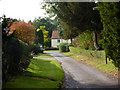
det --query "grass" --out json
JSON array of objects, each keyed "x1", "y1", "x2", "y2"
[
  {"x1": 45, "y1": 50, "x2": 59, "y2": 51},
  {"x1": 26, "y1": 59, "x2": 64, "y2": 81},
  {"x1": 63, "y1": 47, "x2": 118, "y2": 78},
  {"x1": 3, "y1": 54, "x2": 64, "y2": 88},
  {"x1": 4, "y1": 76, "x2": 61, "y2": 88},
  {"x1": 33, "y1": 53, "x2": 53, "y2": 58}
]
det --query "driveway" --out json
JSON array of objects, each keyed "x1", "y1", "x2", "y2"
[{"x1": 45, "y1": 51, "x2": 119, "y2": 88}]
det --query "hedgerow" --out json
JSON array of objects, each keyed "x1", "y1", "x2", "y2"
[{"x1": 98, "y1": 2, "x2": 120, "y2": 68}]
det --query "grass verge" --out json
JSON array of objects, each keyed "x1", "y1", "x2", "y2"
[
  {"x1": 33, "y1": 53, "x2": 53, "y2": 58},
  {"x1": 3, "y1": 55, "x2": 64, "y2": 88},
  {"x1": 63, "y1": 47, "x2": 118, "y2": 78},
  {"x1": 45, "y1": 50, "x2": 59, "y2": 51}
]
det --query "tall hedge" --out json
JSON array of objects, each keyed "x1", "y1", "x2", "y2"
[
  {"x1": 2, "y1": 38, "x2": 31, "y2": 82},
  {"x1": 98, "y1": 2, "x2": 120, "y2": 68}
]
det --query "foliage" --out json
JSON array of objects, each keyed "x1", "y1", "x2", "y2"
[
  {"x1": 59, "y1": 43, "x2": 69, "y2": 52},
  {"x1": 2, "y1": 38, "x2": 31, "y2": 82},
  {"x1": 35, "y1": 27, "x2": 44, "y2": 46},
  {"x1": 32, "y1": 17, "x2": 57, "y2": 38},
  {"x1": 44, "y1": 2, "x2": 102, "y2": 32},
  {"x1": 35, "y1": 26, "x2": 48, "y2": 47},
  {"x1": 2, "y1": 16, "x2": 31, "y2": 82},
  {"x1": 36, "y1": 26, "x2": 49, "y2": 48},
  {"x1": 98, "y1": 2, "x2": 120, "y2": 68},
  {"x1": 43, "y1": 2, "x2": 103, "y2": 50},
  {"x1": 62, "y1": 21, "x2": 79, "y2": 40},
  {"x1": 29, "y1": 43, "x2": 43, "y2": 54},
  {"x1": 45, "y1": 47, "x2": 59, "y2": 51},
  {"x1": 72, "y1": 31, "x2": 95, "y2": 50},
  {"x1": 9, "y1": 21, "x2": 35, "y2": 44},
  {"x1": 18, "y1": 40, "x2": 31, "y2": 70},
  {"x1": 98, "y1": 39, "x2": 104, "y2": 50}
]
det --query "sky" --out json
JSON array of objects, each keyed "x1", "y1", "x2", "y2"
[{"x1": 0, "y1": 0, "x2": 49, "y2": 22}]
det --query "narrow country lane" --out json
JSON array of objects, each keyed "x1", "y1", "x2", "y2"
[{"x1": 45, "y1": 51, "x2": 119, "y2": 88}]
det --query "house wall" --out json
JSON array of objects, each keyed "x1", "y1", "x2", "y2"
[{"x1": 51, "y1": 39, "x2": 71, "y2": 48}]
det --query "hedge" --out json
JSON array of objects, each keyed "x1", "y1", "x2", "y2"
[
  {"x1": 98, "y1": 2, "x2": 120, "y2": 68},
  {"x1": 29, "y1": 43, "x2": 43, "y2": 54},
  {"x1": 59, "y1": 43, "x2": 69, "y2": 52},
  {"x1": 2, "y1": 38, "x2": 31, "y2": 82}
]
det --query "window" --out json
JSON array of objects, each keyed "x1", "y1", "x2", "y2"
[{"x1": 57, "y1": 39, "x2": 60, "y2": 43}]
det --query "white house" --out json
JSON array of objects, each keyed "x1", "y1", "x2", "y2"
[{"x1": 51, "y1": 31, "x2": 71, "y2": 48}]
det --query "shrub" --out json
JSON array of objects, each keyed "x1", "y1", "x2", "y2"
[
  {"x1": 98, "y1": 2, "x2": 120, "y2": 68},
  {"x1": 19, "y1": 40, "x2": 31, "y2": 70},
  {"x1": 2, "y1": 38, "x2": 31, "y2": 82},
  {"x1": 98, "y1": 39, "x2": 104, "y2": 50},
  {"x1": 59, "y1": 43, "x2": 69, "y2": 52},
  {"x1": 45, "y1": 47, "x2": 59, "y2": 50},
  {"x1": 29, "y1": 43, "x2": 43, "y2": 54},
  {"x1": 73, "y1": 31, "x2": 94, "y2": 50}
]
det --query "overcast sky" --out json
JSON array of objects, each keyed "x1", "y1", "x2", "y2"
[{"x1": 0, "y1": 0, "x2": 49, "y2": 22}]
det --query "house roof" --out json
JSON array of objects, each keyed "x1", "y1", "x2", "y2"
[{"x1": 51, "y1": 31, "x2": 62, "y2": 39}]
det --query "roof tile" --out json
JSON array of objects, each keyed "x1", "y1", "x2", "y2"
[{"x1": 52, "y1": 31, "x2": 62, "y2": 39}]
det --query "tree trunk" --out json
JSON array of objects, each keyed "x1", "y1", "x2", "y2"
[{"x1": 93, "y1": 31, "x2": 99, "y2": 50}]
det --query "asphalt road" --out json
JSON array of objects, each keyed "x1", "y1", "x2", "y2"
[{"x1": 45, "y1": 51, "x2": 119, "y2": 89}]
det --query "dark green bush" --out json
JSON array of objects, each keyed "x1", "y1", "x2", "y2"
[
  {"x1": 29, "y1": 43, "x2": 43, "y2": 54},
  {"x1": 59, "y1": 43, "x2": 69, "y2": 52},
  {"x1": 2, "y1": 38, "x2": 31, "y2": 82},
  {"x1": 45, "y1": 47, "x2": 59, "y2": 50},
  {"x1": 19, "y1": 40, "x2": 31, "y2": 70},
  {"x1": 98, "y1": 2, "x2": 120, "y2": 68},
  {"x1": 98, "y1": 39, "x2": 104, "y2": 50},
  {"x1": 2, "y1": 16, "x2": 31, "y2": 82}
]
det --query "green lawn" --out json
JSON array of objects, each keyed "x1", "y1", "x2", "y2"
[
  {"x1": 33, "y1": 53, "x2": 53, "y2": 58},
  {"x1": 45, "y1": 50, "x2": 59, "y2": 51},
  {"x1": 63, "y1": 47, "x2": 118, "y2": 78},
  {"x1": 3, "y1": 54, "x2": 64, "y2": 88}
]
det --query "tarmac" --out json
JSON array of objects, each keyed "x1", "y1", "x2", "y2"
[{"x1": 45, "y1": 51, "x2": 119, "y2": 89}]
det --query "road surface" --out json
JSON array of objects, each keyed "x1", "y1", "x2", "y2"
[{"x1": 45, "y1": 51, "x2": 119, "y2": 88}]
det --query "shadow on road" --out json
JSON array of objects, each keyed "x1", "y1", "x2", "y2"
[{"x1": 61, "y1": 72, "x2": 119, "y2": 89}]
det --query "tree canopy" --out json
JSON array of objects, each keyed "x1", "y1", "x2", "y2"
[
  {"x1": 10, "y1": 21, "x2": 35, "y2": 44},
  {"x1": 32, "y1": 17, "x2": 57, "y2": 38}
]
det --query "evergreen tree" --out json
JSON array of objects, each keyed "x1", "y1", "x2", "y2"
[{"x1": 98, "y1": 2, "x2": 120, "y2": 68}]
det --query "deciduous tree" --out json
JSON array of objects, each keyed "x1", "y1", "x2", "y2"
[
  {"x1": 43, "y1": 2, "x2": 103, "y2": 50},
  {"x1": 10, "y1": 21, "x2": 35, "y2": 44}
]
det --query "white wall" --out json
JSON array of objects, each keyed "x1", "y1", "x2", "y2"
[{"x1": 51, "y1": 39, "x2": 71, "y2": 48}]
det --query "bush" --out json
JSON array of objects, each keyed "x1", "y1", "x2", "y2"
[
  {"x1": 59, "y1": 43, "x2": 69, "y2": 52},
  {"x1": 45, "y1": 47, "x2": 59, "y2": 50},
  {"x1": 98, "y1": 2, "x2": 120, "y2": 68},
  {"x1": 73, "y1": 31, "x2": 95, "y2": 50},
  {"x1": 29, "y1": 43, "x2": 43, "y2": 54},
  {"x1": 19, "y1": 40, "x2": 31, "y2": 70},
  {"x1": 98, "y1": 39, "x2": 104, "y2": 50},
  {"x1": 2, "y1": 38, "x2": 31, "y2": 82}
]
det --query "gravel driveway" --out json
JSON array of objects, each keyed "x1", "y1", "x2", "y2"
[{"x1": 45, "y1": 51, "x2": 119, "y2": 89}]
